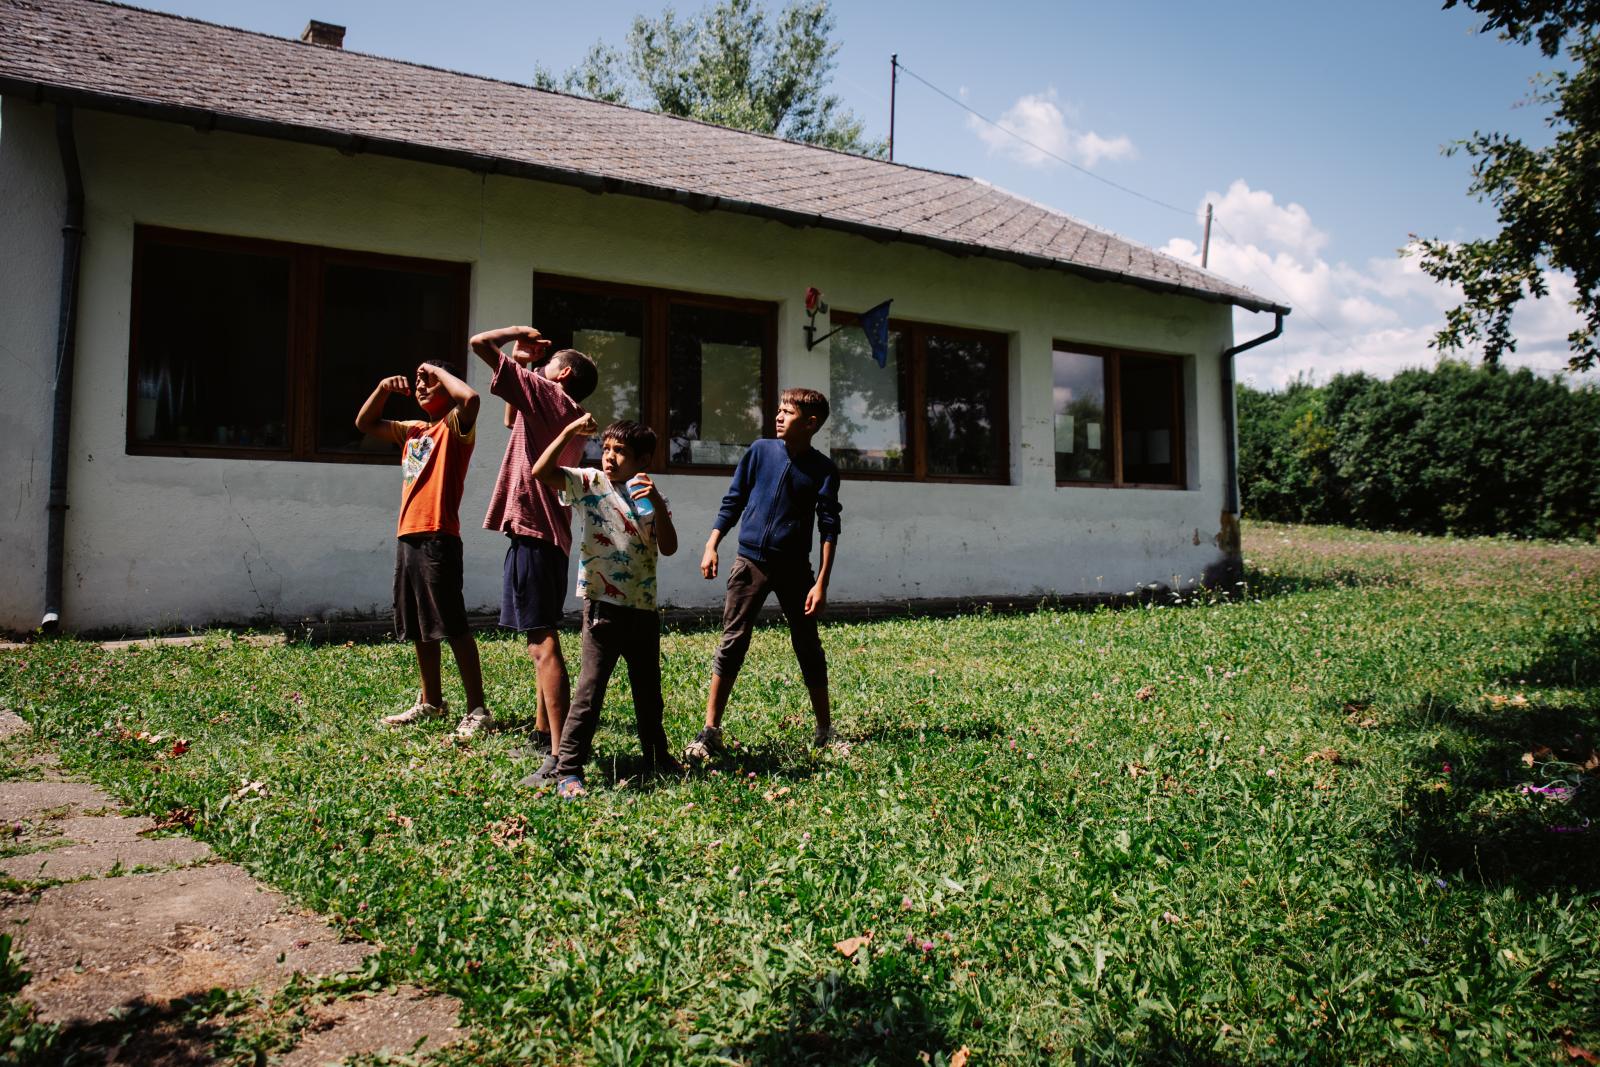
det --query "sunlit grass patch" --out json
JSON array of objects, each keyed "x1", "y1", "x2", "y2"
[{"x1": 2, "y1": 522, "x2": 1599, "y2": 1064}]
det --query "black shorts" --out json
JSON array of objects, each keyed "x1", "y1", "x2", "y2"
[
  {"x1": 393, "y1": 534, "x2": 469, "y2": 643},
  {"x1": 499, "y1": 535, "x2": 569, "y2": 634}
]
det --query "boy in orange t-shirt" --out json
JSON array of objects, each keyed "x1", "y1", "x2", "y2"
[{"x1": 355, "y1": 361, "x2": 491, "y2": 737}]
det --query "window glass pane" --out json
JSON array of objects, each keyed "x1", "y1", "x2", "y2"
[
  {"x1": 829, "y1": 323, "x2": 908, "y2": 473},
  {"x1": 1052, "y1": 349, "x2": 1109, "y2": 482},
  {"x1": 535, "y1": 286, "x2": 645, "y2": 464},
  {"x1": 668, "y1": 303, "x2": 766, "y2": 466},
  {"x1": 317, "y1": 263, "x2": 462, "y2": 453},
  {"x1": 1120, "y1": 356, "x2": 1181, "y2": 484},
  {"x1": 133, "y1": 240, "x2": 290, "y2": 448},
  {"x1": 924, "y1": 332, "x2": 1003, "y2": 478}
]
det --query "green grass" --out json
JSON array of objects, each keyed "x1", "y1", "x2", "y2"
[{"x1": 3, "y1": 521, "x2": 1599, "y2": 1064}]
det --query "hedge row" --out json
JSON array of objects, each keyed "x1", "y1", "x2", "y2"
[{"x1": 1237, "y1": 362, "x2": 1600, "y2": 539}]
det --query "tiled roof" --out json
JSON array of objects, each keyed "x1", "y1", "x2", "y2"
[{"x1": 0, "y1": 0, "x2": 1288, "y2": 314}]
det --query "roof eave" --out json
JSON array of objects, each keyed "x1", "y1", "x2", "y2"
[{"x1": 3, "y1": 77, "x2": 1291, "y2": 317}]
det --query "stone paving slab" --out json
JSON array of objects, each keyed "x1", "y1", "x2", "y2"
[
  {"x1": 8, "y1": 863, "x2": 377, "y2": 1024},
  {"x1": 279, "y1": 986, "x2": 468, "y2": 1066},
  {"x1": 0, "y1": 780, "x2": 117, "y2": 821},
  {"x1": 0, "y1": 834, "x2": 213, "y2": 882},
  {"x1": 0, "y1": 709, "x2": 29, "y2": 738}
]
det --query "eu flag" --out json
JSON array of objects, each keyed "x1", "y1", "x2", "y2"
[{"x1": 858, "y1": 299, "x2": 893, "y2": 368}]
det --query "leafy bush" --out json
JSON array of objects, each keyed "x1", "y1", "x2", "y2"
[{"x1": 1239, "y1": 362, "x2": 1600, "y2": 538}]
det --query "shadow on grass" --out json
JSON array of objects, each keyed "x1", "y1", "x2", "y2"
[
  {"x1": 733, "y1": 965, "x2": 956, "y2": 1066},
  {"x1": 1074, "y1": 1018, "x2": 1257, "y2": 1066},
  {"x1": 1390, "y1": 666, "x2": 1600, "y2": 889},
  {"x1": 6, "y1": 991, "x2": 241, "y2": 1067}
]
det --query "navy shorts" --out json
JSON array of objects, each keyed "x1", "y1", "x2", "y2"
[{"x1": 499, "y1": 535, "x2": 569, "y2": 634}]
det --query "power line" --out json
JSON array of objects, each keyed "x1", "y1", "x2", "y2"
[
  {"x1": 894, "y1": 60, "x2": 1194, "y2": 219},
  {"x1": 895, "y1": 59, "x2": 1366, "y2": 355}
]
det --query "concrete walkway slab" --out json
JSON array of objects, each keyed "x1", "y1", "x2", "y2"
[
  {"x1": 0, "y1": 780, "x2": 116, "y2": 821},
  {"x1": 278, "y1": 986, "x2": 468, "y2": 1066},
  {"x1": 8, "y1": 863, "x2": 377, "y2": 1024},
  {"x1": 0, "y1": 834, "x2": 213, "y2": 882}
]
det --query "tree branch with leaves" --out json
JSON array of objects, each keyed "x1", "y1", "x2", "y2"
[
  {"x1": 1413, "y1": 0, "x2": 1600, "y2": 371},
  {"x1": 536, "y1": 0, "x2": 883, "y2": 157}
]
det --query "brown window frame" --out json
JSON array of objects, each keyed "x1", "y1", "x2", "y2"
[
  {"x1": 1052, "y1": 341, "x2": 1187, "y2": 490},
  {"x1": 128, "y1": 225, "x2": 471, "y2": 464},
  {"x1": 533, "y1": 272, "x2": 778, "y2": 477},
  {"x1": 829, "y1": 310, "x2": 1010, "y2": 484}
]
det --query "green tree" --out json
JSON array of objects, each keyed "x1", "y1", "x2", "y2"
[
  {"x1": 538, "y1": 0, "x2": 883, "y2": 156},
  {"x1": 1413, "y1": 1, "x2": 1600, "y2": 371}
]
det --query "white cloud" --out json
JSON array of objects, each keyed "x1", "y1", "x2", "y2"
[
  {"x1": 1160, "y1": 181, "x2": 1593, "y2": 389},
  {"x1": 968, "y1": 88, "x2": 1134, "y2": 170}
]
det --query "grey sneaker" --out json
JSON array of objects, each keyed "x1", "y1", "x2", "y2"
[
  {"x1": 518, "y1": 754, "x2": 560, "y2": 789},
  {"x1": 382, "y1": 698, "x2": 448, "y2": 727},
  {"x1": 454, "y1": 707, "x2": 494, "y2": 738},
  {"x1": 683, "y1": 726, "x2": 724, "y2": 763}
]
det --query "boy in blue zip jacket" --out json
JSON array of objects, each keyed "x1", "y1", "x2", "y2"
[{"x1": 686, "y1": 388, "x2": 842, "y2": 761}]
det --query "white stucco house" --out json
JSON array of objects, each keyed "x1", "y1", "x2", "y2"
[{"x1": 0, "y1": 0, "x2": 1287, "y2": 636}]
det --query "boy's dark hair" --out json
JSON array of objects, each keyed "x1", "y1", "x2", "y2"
[
  {"x1": 603, "y1": 420, "x2": 657, "y2": 460},
  {"x1": 781, "y1": 387, "x2": 829, "y2": 427},
  {"x1": 551, "y1": 349, "x2": 598, "y2": 402}
]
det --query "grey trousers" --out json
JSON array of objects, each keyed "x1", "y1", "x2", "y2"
[{"x1": 554, "y1": 599, "x2": 671, "y2": 778}]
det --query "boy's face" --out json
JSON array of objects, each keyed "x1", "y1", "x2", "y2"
[
  {"x1": 601, "y1": 436, "x2": 647, "y2": 483},
  {"x1": 775, "y1": 401, "x2": 817, "y2": 441},
  {"x1": 413, "y1": 365, "x2": 451, "y2": 417}
]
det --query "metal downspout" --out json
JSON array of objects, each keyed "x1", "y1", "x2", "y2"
[
  {"x1": 42, "y1": 104, "x2": 85, "y2": 633},
  {"x1": 1221, "y1": 311, "x2": 1284, "y2": 516}
]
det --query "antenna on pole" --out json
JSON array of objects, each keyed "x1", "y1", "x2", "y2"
[
  {"x1": 888, "y1": 54, "x2": 898, "y2": 162},
  {"x1": 1201, "y1": 202, "x2": 1213, "y2": 269}
]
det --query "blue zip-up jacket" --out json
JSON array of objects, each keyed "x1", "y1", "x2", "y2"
[{"x1": 712, "y1": 438, "x2": 841, "y2": 566}]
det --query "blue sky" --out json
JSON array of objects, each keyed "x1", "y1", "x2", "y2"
[{"x1": 143, "y1": 0, "x2": 1586, "y2": 388}]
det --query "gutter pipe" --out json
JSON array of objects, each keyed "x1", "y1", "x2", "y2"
[
  {"x1": 1220, "y1": 311, "x2": 1285, "y2": 516},
  {"x1": 42, "y1": 103, "x2": 85, "y2": 634}
]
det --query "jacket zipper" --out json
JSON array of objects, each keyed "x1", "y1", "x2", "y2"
[{"x1": 760, "y1": 454, "x2": 792, "y2": 553}]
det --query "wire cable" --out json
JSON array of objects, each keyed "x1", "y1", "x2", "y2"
[{"x1": 897, "y1": 59, "x2": 1364, "y2": 354}]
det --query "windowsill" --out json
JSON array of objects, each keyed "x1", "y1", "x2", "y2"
[
  {"x1": 1055, "y1": 480, "x2": 1189, "y2": 490},
  {"x1": 127, "y1": 444, "x2": 398, "y2": 465}
]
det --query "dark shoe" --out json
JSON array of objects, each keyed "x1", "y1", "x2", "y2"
[
  {"x1": 518, "y1": 754, "x2": 559, "y2": 789},
  {"x1": 534, "y1": 730, "x2": 553, "y2": 757}
]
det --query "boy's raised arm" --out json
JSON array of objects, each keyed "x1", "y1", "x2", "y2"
[
  {"x1": 531, "y1": 413, "x2": 599, "y2": 491},
  {"x1": 354, "y1": 375, "x2": 409, "y2": 442},
  {"x1": 420, "y1": 363, "x2": 481, "y2": 434},
  {"x1": 469, "y1": 325, "x2": 544, "y2": 372}
]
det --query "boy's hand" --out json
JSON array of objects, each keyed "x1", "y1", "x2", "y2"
[
  {"x1": 511, "y1": 335, "x2": 553, "y2": 367},
  {"x1": 804, "y1": 582, "x2": 827, "y2": 618},
  {"x1": 627, "y1": 473, "x2": 662, "y2": 505},
  {"x1": 570, "y1": 413, "x2": 600, "y2": 436},
  {"x1": 700, "y1": 540, "x2": 719, "y2": 579},
  {"x1": 379, "y1": 375, "x2": 410, "y2": 395},
  {"x1": 414, "y1": 363, "x2": 437, "y2": 389}
]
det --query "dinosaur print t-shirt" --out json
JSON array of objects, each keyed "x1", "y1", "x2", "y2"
[{"x1": 558, "y1": 467, "x2": 667, "y2": 610}]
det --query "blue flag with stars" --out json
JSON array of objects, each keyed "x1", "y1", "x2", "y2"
[{"x1": 858, "y1": 299, "x2": 893, "y2": 368}]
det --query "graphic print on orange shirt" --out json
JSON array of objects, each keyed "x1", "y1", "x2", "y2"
[{"x1": 391, "y1": 408, "x2": 475, "y2": 539}]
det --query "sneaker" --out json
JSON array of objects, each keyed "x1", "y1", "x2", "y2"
[
  {"x1": 382, "y1": 698, "x2": 448, "y2": 727},
  {"x1": 683, "y1": 726, "x2": 724, "y2": 764},
  {"x1": 533, "y1": 730, "x2": 553, "y2": 757},
  {"x1": 812, "y1": 726, "x2": 834, "y2": 748},
  {"x1": 454, "y1": 707, "x2": 494, "y2": 738},
  {"x1": 518, "y1": 754, "x2": 560, "y2": 789}
]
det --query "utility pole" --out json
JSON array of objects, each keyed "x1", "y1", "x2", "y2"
[
  {"x1": 1201, "y1": 202, "x2": 1213, "y2": 268},
  {"x1": 888, "y1": 54, "x2": 898, "y2": 162}
]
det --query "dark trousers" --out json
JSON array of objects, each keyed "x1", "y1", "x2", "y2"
[
  {"x1": 711, "y1": 555, "x2": 828, "y2": 689},
  {"x1": 555, "y1": 599, "x2": 671, "y2": 777}
]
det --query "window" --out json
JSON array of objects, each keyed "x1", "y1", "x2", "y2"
[
  {"x1": 129, "y1": 226, "x2": 469, "y2": 462},
  {"x1": 1052, "y1": 342, "x2": 1185, "y2": 488},
  {"x1": 827, "y1": 312, "x2": 1008, "y2": 482},
  {"x1": 533, "y1": 274, "x2": 776, "y2": 471}
]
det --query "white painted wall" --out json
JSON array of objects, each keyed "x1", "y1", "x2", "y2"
[
  {"x1": 0, "y1": 99, "x2": 66, "y2": 631},
  {"x1": 0, "y1": 101, "x2": 1238, "y2": 634}
]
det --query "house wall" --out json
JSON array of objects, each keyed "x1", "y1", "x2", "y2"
[
  {"x1": 0, "y1": 99, "x2": 1239, "y2": 634},
  {"x1": 0, "y1": 98, "x2": 67, "y2": 631}
]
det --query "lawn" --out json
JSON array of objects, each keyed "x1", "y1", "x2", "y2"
[{"x1": 3, "y1": 522, "x2": 1599, "y2": 1064}]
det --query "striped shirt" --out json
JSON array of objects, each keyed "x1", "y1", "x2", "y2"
[{"x1": 482, "y1": 353, "x2": 585, "y2": 555}]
